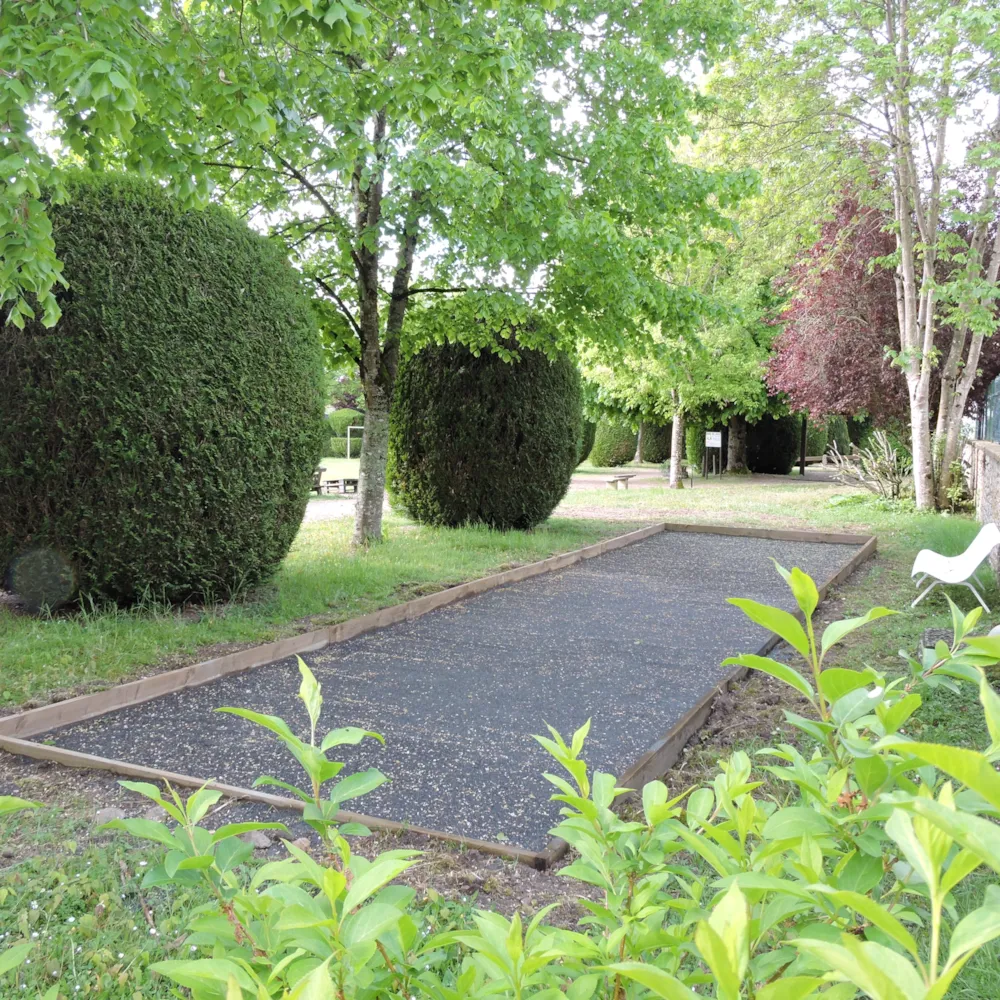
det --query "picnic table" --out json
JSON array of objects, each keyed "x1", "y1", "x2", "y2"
[
  {"x1": 311, "y1": 467, "x2": 326, "y2": 495},
  {"x1": 605, "y1": 473, "x2": 637, "y2": 490}
]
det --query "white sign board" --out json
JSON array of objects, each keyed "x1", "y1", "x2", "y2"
[{"x1": 705, "y1": 431, "x2": 722, "y2": 449}]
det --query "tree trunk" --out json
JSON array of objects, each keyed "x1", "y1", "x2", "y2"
[
  {"x1": 727, "y1": 415, "x2": 748, "y2": 473},
  {"x1": 353, "y1": 385, "x2": 390, "y2": 544},
  {"x1": 908, "y1": 371, "x2": 935, "y2": 509},
  {"x1": 634, "y1": 421, "x2": 644, "y2": 465},
  {"x1": 668, "y1": 406, "x2": 686, "y2": 488}
]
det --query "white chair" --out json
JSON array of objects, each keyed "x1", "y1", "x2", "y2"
[{"x1": 911, "y1": 522, "x2": 1000, "y2": 611}]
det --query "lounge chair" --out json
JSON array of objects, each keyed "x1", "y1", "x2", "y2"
[{"x1": 911, "y1": 522, "x2": 1000, "y2": 611}]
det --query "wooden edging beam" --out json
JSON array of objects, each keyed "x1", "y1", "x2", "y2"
[{"x1": 1, "y1": 523, "x2": 877, "y2": 870}]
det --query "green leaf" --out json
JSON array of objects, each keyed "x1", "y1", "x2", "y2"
[
  {"x1": 762, "y1": 806, "x2": 832, "y2": 841},
  {"x1": 978, "y1": 669, "x2": 1000, "y2": 752},
  {"x1": 320, "y1": 726, "x2": 384, "y2": 751},
  {"x1": 791, "y1": 935, "x2": 924, "y2": 1000},
  {"x1": 340, "y1": 901, "x2": 405, "y2": 949},
  {"x1": 342, "y1": 855, "x2": 419, "y2": 913},
  {"x1": 176, "y1": 855, "x2": 216, "y2": 870},
  {"x1": 881, "y1": 693, "x2": 922, "y2": 734},
  {"x1": 757, "y1": 977, "x2": 824, "y2": 1000},
  {"x1": 151, "y1": 959, "x2": 256, "y2": 992},
  {"x1": 0, "y1": 795, "x2": 41, "y2": 816},
  {"x1": 286, "y1": 958, "x2": 336, "y2": 999},
  {"x1": 901, "y1": 798, "x2": 1000, "y2": 875},
  {"x1": 211, "y1": 822, "x2": 287, "y2": 843},
  {"x1": 772, "y1": 561, "x2": 820, "y2": 618},
  {"x1": 101, "y1": 817, "x2": 180, "y2": 849},
  {"x1": 721, "y1": 654, "x2": 814, "y2": 700},
  {"x1": 328, "y1": 767, "x2": 387, "y2": 806},
  {"x1": 947, "y1": 885, "x2": 1000, "y2": 965},
  {"x1": 881, "y1": 739, "x2": 1000, "y2": 810},
  {"x1": 821, "y1": 608, "x2": 896, "y2": 658},
  {"x1": 817, "y1": 667, "x2": 877, "y2": 704},
  {"x1": 186, "y1": 786, "x2": 223, "y2": 825},
  {"x1": 0, "y1": 942, "x2": 33, "y2": 977},
  {"x1": 727, "y1": 598, "x2": 810, "y2": 657},
  {"x1": 854, "y1": 755, "x2": 889, "y2": 798},
  {"x1": 602, "y1": 962, "x2": 699, "y2": 1000},
  {"x1": 297, "y1": 656, "x2": 323, "y2": 735},
  {"x1": 810, "y1": 887, "x2": 919, "y2": 957}
]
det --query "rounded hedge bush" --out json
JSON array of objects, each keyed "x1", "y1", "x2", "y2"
[
  {"x1": 641, "y1": 422, "x2": 672, "y2": 463},
  {"x1": 329, "y1": 408, "x2": 364, "y2": 436},
  {"x1": 589, "y1": 420, "x2": 636, "y2": 467},
  {"x1": 578, "y1": 421, "x2": 597, "y2": 464},
  {"x1": 1, "y1": 173, "x2": 326, "y2": 606},
  {"x1": 806, "y1": 421, "x2": 828, "y2": 457},
  {"x1": 747, "y1": 414, "x2": 801, "y2": 474},
  {"x1": 387, "y1": 342, "x2": 581, "y2": 530}
]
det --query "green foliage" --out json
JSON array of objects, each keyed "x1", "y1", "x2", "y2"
[
  {"x1": 686, "y1": 422, "x2": 706, "y2": 469},
  {"x1": 388, "y1": 342, "x2": 581, "y2": 530},
  {"x1": 641, "y1": 422, "x2": 673, "y2": 463},
  {"x1": 806, "y1": 421, "x2": 828, "y2": 457},
  {"x1": 578, "y1": 421, "x2": 597, "y2": 465},
  {"x1": 826, "y1": 416, "x2": 851, "y2": 454},
  {"x1": 590, "y1": 420, "x2": 637, "y2": 468},
  {"x1": 326, "y1": 436, "x2": 359, "y2": 459},
  {"x1": 93, "y1": 581, "x2": 1000, "y2": 999},
  {"x1": 0, "y1": 173, "x2": 325, "y2": 606},
  {"x1": 747, "y1": 414, "x2": 800, "y2": 474},
  {"x1": 328, "y1": 408, "x2": 364, "y2": 437}
]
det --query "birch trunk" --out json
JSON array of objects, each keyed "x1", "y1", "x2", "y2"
[
  {"x1": 668, "y1": 405, "x2": 686, "y2": 488},
  {"x1": 633, "y1": 421, "x2": 644, "y2": 465}
]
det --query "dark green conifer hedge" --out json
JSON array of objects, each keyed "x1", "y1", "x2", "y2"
[
  {"x1": 589, "y1": 420, "x2": 636, "y2": 467},
  {"x1": 387, "y1": 342, "x2": 581, "y2": 530},
  {"x1": 1, "y1": 173, "x2": 325, "y2": 606}
]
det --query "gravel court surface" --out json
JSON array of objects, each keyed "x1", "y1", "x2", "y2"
[{"x1": 38, "y1": 531, "x2": 861, "y2": 852}]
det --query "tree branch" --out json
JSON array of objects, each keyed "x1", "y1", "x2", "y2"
[{"x1": 314, "y1": 275, "x2": 363, "y2": 343}]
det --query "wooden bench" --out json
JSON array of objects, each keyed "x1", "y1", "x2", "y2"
[
  {"x1": 323, "y1": 477, "x2": 359, "y2": 495},
  {"x1": 311, "y1": 467, "x2": 326, "y2": 495},
  {"x1": 605, "y1": 474, "x2": 637, "y2": 490}
]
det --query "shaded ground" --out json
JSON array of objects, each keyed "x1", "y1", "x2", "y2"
[{"x1": 30, "y1": 531, "x2": 860, "y2": 853}]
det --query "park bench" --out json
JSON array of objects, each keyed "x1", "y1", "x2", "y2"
[
  {"x1": 324, "y1": 477, "x2": 360, "y2": 495},
  {"x1": 311, "y1": 467, "x2": 326, "y2": 495},
  {"x1": 605, "y1": 473, "x2": 637, "y2": 490}
]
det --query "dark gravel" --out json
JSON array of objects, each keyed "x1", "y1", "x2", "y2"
[{"x1": 37, "y1": 531, "x2": 860, "y2": 852}]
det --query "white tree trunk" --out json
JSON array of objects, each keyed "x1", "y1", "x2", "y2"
[
  {"x1": 634, "y1": 421, "x2": 644, "y2": 465},
  {"x1": 668, "y1": 407, "x2": 686, "y2": 488}
]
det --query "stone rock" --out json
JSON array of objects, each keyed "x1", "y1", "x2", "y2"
[
  {"x1": 291, "y1": 837, "x2": 310, "y2": 851},
  {"x1": 142, "y1": 805, "x2": 168, "y2": 822},
  {"x1": 240, "y1": 830, "x2": 273, "y2": 849},
  {"x1": 93, "y1": 807, "x2": 126, "y2": 826}
]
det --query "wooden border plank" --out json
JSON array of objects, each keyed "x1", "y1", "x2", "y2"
[
  {"x1": 0, "y1": 735, "x2": 549, "y2": 868},
  {"x1": 1, "y1": 522, "x2": 876, "y2": 869}
]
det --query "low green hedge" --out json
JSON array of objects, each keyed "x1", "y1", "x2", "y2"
[
  {"x1": 590, "y1": 420, "x2": 636, "y2": 467},
  {"x1": 329, "y1": 408, "x2": 364, "y2": 436},
  {"x1": 327, "y1": 436, "x2": 361, "y2": 458},
  {"x1": 641, "y1": 422, "x2": 672, "y2": 463}
]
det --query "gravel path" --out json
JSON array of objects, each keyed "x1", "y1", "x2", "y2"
[{"x1": 38, "y1": 531, "x2": 861, "y2": 852}]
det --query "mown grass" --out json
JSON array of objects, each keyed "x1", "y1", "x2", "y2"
[{"x1": 0, "y1": 516, "x2": 624, "y2": 708}]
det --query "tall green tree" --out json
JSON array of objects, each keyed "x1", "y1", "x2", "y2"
[
  {"x1": 725, "y1": 0, "x2": 1000, "y2": 508},
  {"x1": 4, "y1": 0, "x2": 751, "y2": 542}
]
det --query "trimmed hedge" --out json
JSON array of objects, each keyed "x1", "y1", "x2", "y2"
[
  {"x1": 806, "y1": 421, "x2": 828, "y2": 457},
  {"x1": 329, "y1": 408, "x2": 364, "y2": 436},
  {"x1": 747, "y1": 414, "x2": 801, "y2": 474},
  {"x1": 590, "y1": 420, "x2": 636, "y2": 467},
  {"x1": 326, "y1": 436, "x2": 361, "y2": 458},
  {"x1": 826, "y1": 415, "x2": 851, "y2": 454},
  {"x1": 1, "y1": 173, "x2": 325, "y2": 607},
  {"x1": 578, "y1": 421, "x2": 597, "y2": 464},
  {"x1": 641, "y1": 422, "x2": 672, "y2": 463},
  {"x1": 686, "y1": 423, "x2": 705, "y2": 469},
  {"x1": 387, "y1": 342, "x2": 581, "y2": 530}
]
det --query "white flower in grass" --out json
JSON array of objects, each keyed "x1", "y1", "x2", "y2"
[
  {"x1": 66, "y1": 917, "x2": 75, "y2": 924},
  {"x1": 139, "y1": 861, "x2": 147, "y2": 867}
]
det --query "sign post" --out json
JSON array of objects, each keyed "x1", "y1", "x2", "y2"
[{"x1": 704, "y1": 430, "x2": 723, "y2": 478}]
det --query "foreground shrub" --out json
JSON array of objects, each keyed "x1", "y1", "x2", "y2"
[
  {"x1": 640, "y1": 421, "x2": 672, "y2": 463},
  {"x1": 589, "y1": 419, "x2": 636, "y2": 467},
  {"x1": 0, "y1": 173, "x2": 325, "y2": 606},
  {"x1": 76, "y1": 573, "x2": 1000, "y2": 1000},
  {"x1": 388, "y1": 342, "x2": 580, "y2": 529},
  {"x1": 747, "y1": 413, "x2": 800, "y2": 474}
]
